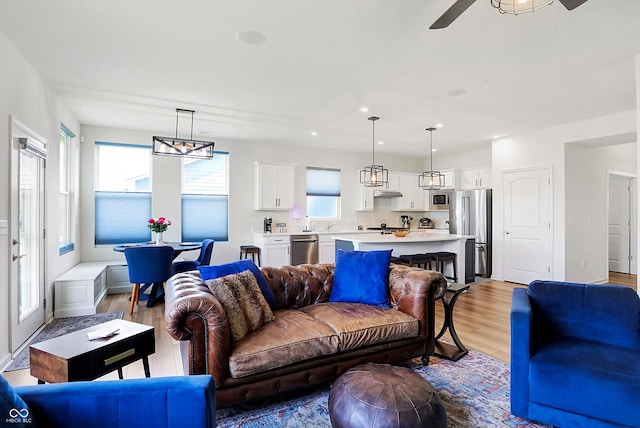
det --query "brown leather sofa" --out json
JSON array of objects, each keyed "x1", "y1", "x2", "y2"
[{"x1": 164, "y1": 263, "x2": 447, "y2": 408}]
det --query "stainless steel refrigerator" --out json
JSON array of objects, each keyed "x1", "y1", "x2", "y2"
[{"x1": 449, "y1": 189, "x2": 492, "y2": 278}]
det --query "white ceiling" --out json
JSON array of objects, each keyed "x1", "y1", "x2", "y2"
[{"x1": 1, "y1": 0, "x2": 639, "y2": 157}]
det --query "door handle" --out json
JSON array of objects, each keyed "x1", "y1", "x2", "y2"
[
  {"x1": 504, "y1": 231, "x2": 511, "y2": 235},
  {"x1": 12, "y1": 254, "x2": 25, "y2": 261},
  {"x1": 12, "y1": 239, "x2": 20, "y2": 245}
]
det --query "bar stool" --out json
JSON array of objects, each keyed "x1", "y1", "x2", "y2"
[
  {"x1": 433, "y1": 251, "x2": 457, "y2": 283},
  {"x1": 239, "y1": 245, "x2": 262, "y2": 267},
  {"x1": 398, "y1": 253, "x2": 435, "y2": 270}
]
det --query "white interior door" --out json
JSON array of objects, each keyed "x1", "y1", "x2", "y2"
[
  {"x1": 608, "y1": 175, "x2": 632, "y2": 273},
  {"x1": 10, "y1": 119, "x2": 47, "y2": 353},
  {"x1": 503, "y1": 167, "x2": 552, "y2": 284}
]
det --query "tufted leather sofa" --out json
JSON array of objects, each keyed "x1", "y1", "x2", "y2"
[{"x1": 164, "y1": 263, "x2": 447, "y2": 408}]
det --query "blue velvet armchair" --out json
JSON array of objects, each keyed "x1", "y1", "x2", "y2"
[
  {"x1": 5, "y1": 375, "x2": 216, "y2": 428},
  {"x1": 511, "y1": 280, "x2": 640, "y2": 427}
]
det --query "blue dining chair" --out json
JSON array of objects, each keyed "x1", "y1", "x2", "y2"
[
  {"x1": 124, "y1": 246, "x2": 175, "y2": 315},
  {"x1": 173, "y1": 239, "x2": 214, "y2": 273}
]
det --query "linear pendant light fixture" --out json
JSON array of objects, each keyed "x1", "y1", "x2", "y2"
[
  {"x1": 419, "y1": 127, "x2": 445, "y2": 190},
  {"x1": 152, "y1": 108, "x2": 215, "y2": 159},
  {"x1": 491, "y1": 0, "x2": 554, "y2": 15},
  {"x1": 360, "y1": 116, "x2": 388, "y2": 187}
]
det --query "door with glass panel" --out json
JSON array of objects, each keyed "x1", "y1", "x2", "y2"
[{"x1": 10, "y1": 119, "x2": 47, "y2": 353}]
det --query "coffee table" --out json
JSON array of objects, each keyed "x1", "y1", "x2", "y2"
[{"x1": 30, "y1": 319, "x2": 155, "y2": 384}]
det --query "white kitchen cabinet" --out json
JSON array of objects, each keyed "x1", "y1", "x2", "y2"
[
  {"x1": 254, "y1": 234, "x2": 290, "y2": 267},
  {"x1": 355, "y1": 170, "x2": 374, "y2": 211},
  {"x1": 255, "y1": 162, "x2": 295, "y2": 210},
  {"x1": 441, "y1": 169, "x2": 457, "y2": 189},
  {"x1": 461, "y1": 167, "x2": 492, "y2": 189},
  {"x1": 391, "y1": 172, "x2": 425, "y2": 211},
  {"x1": 319, "y1": 238, "x2": 336, "y2": 264}
]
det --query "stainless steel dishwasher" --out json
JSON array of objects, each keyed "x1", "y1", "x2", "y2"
[{"x1": 290, "y1": 234, "x2": 319, "y2": 265}]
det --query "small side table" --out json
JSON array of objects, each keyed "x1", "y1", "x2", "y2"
[
  {"x1": 434, "y1": 282, "x2": 470, "y2": 361},
  {"x1": 30, "y1": 319, "x2": 155, "y2": 383}
]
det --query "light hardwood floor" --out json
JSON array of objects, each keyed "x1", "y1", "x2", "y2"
[{"x1": 4, "y1": 272, "x2": 636, "y2": 387}]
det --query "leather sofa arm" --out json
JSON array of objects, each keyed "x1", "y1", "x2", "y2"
[
  {"x1": 388, "y1": 264, "x2": 447, "y2": 337},
  {"x1": 164, "y1": 272, "x2": 230, "y2": 386}
]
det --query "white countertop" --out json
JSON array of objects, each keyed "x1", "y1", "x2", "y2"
[
  {"x1": 331, "y1": 232, "x2": 474, "y2": 244},
  {"x1": 254, "y1": 228, "x2": 450, "y2": 237}
]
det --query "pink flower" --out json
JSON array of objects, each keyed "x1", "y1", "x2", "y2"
[{"x1": 148, "y1": 218, "x2": 154, "y2": 224}]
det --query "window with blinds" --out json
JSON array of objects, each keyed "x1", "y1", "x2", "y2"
[
  {"x1": 306, "y1": 167, "x2": 341, "y2": 219},
  {"x1": 94, "y1": 142, "x2": 151, "y2": 245},
  {"x1": 181, "y1": 153, "x2": 229, "y2": 242}
]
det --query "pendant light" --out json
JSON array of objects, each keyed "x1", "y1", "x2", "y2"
[
  {"x1": 419, "y1": 127, "x2": 445, "y2": 190},
  {"x1": 152, "y1": 108, "x2": 215, "y2": 159},
  {"x1": 360, "y1": 116, "x2": 388, "y2": 187}
]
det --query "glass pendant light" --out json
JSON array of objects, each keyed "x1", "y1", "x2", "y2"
[
  {"x1": 418, "y1": 127, "x2": 445, "y2": 190},
  {"x1": 360, "y1": 116, "x2": 388, "y2": 187}
]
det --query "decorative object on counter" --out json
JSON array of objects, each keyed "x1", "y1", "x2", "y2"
[
  {"x1": 418, "y1": 217, "x2": 434, "y2": 229},
  {"x1": 392, "y1": 230, "x2": 409, "y2": 237},
  {"x1": 400, "y1": 215, "x2": 412, "y2": 229},
  {"x1": 419, "y1": 127, "x2": 445, "y2": 190},
  {"x1": 304, "y1": 215, "x2": 312, "y2": 232},
  {"x1": 360, "y1": 116, "x2": 388, "y2": 187},
  {"x1": 152, "y1": 108, "x2": 214, "y2": 159},
  {"x1": 263, "y1": 217, "x2": 272, "y2": 233},
  {"x1": 148, "y1": 217, "x2": 172, "y2": 245}
]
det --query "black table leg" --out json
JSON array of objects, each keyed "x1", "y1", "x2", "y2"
[
  {"x1": 142, "y1": 356, "x2": 151, "y2": 378},
  {"x1": 117, "y1": 367, "x2": 123, "y2": 379},
  {"x1": 434, "y1": 283, "x2": 470, "y2": 361}
]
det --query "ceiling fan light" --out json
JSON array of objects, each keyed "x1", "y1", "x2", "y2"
[{"x1": 491, "y1": 0, "x2": 554, "y2": 15}]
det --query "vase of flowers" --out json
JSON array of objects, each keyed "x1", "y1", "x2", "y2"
[{"x1": 148, "y1": 217, "x2": 171, "y2": 245}]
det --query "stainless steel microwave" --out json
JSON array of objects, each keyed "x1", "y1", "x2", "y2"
[{"x1": 429, "y1": 190, "x2": 452, "y2": 210}]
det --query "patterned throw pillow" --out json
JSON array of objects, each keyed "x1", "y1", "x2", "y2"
[{"x1": 206, "y1": 270, "x2": 275, "y2": 342}]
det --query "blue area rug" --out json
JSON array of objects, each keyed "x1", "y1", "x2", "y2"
[
  {"x1": 217, "y1": 348, "x2": 550, "y2": 427},
  {"x1": 5, "y1": 311, "x2": 124, "y2": 371}
]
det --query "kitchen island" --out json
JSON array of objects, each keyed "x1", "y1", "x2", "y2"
[{"x1": 333, "y1": 232, "x2": 476, "y2": 283}]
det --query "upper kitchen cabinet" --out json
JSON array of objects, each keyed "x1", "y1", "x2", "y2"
[
  {"x1": 440, "y1": 169, "x2": 457, "y2": 189},
  {"x1": 255, "y1": 162, "x2": 295, "y2": 210},
  {"x1": 461, "y1": 167, "x2": 492, "y2": 189},
  {"x1": 354, "y1": 170, "x2": 374, "y2": 211},
  {"x1": 390, "y1": 172, "x2": 425, "y2": 211}
]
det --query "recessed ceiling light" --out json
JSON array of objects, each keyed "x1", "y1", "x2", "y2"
[
  {"x1": 475, "y1": 79, "x2": 489, "y2": 85},
  {"x1": 359, "y1": 106, "x2": 369, "y2": 113},
  {"x1": 446, "y1": 89, "x2": 466, "y2": 96},
  {"x1": 432, "y1": 148, "x2": 437, "y2": 152},
  {"x1": 492, "y1": 135, "x2": 500, "y2": 139},
  {"x1": 310, "y1": 131, "x2": 318, "y2": 136},
  {"x1": 378, "y1": 140, "x2": 384, "y2": 145},
  {"x1": 435, "y1": 123, "x2": 444, "y2": 128},
  {"x1": 236, "y1": 31, "x2": 266, "y2": 46}
]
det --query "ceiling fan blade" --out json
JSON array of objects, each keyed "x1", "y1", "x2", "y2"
[
  {"x1": 430, "y1": 0, "x2": 476, "y2": 29},
  {"x1": 558, "y1": 0, "x2": 588, "y2": 11}
]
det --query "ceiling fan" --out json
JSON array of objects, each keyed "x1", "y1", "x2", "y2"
[{"x1": 430, "y1": 0, "x2": 589, "y2": 29}]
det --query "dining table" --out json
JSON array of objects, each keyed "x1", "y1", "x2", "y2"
[{"x1": 113, "y1": 241, "x2": 203, "y2": 307}]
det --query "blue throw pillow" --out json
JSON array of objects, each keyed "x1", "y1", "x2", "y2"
[
  {"x1": 329, "y1": 249, "x2": 392, "y2": 308},
  {"x1": 0, "y1": 375, "x2": 32, "y2": 427},
  {"x1": 198, "y1": 260, "x2": 277, "y2": 310}
]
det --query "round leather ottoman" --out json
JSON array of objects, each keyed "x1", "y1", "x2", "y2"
[{"x1": 328, "y1": 363, "x2": 446, "y2": 428}]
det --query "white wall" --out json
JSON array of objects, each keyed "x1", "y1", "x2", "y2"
[
  {"x1": 565, "y1": 142, "x2": 637, "y2": 283},
  {"x1": 79, "y1": 125, "x2": 428, "y2": 265},
  {"x1": 492, "y1": 110, "x2": 637, "y2": 282},
  {"x1": 0, "y1": 30, "x2": 80, "y2": 367}
]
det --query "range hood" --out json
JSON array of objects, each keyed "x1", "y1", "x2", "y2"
[{"x1": 373, "y1": 189, "x2": 403, "y2": 198}]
